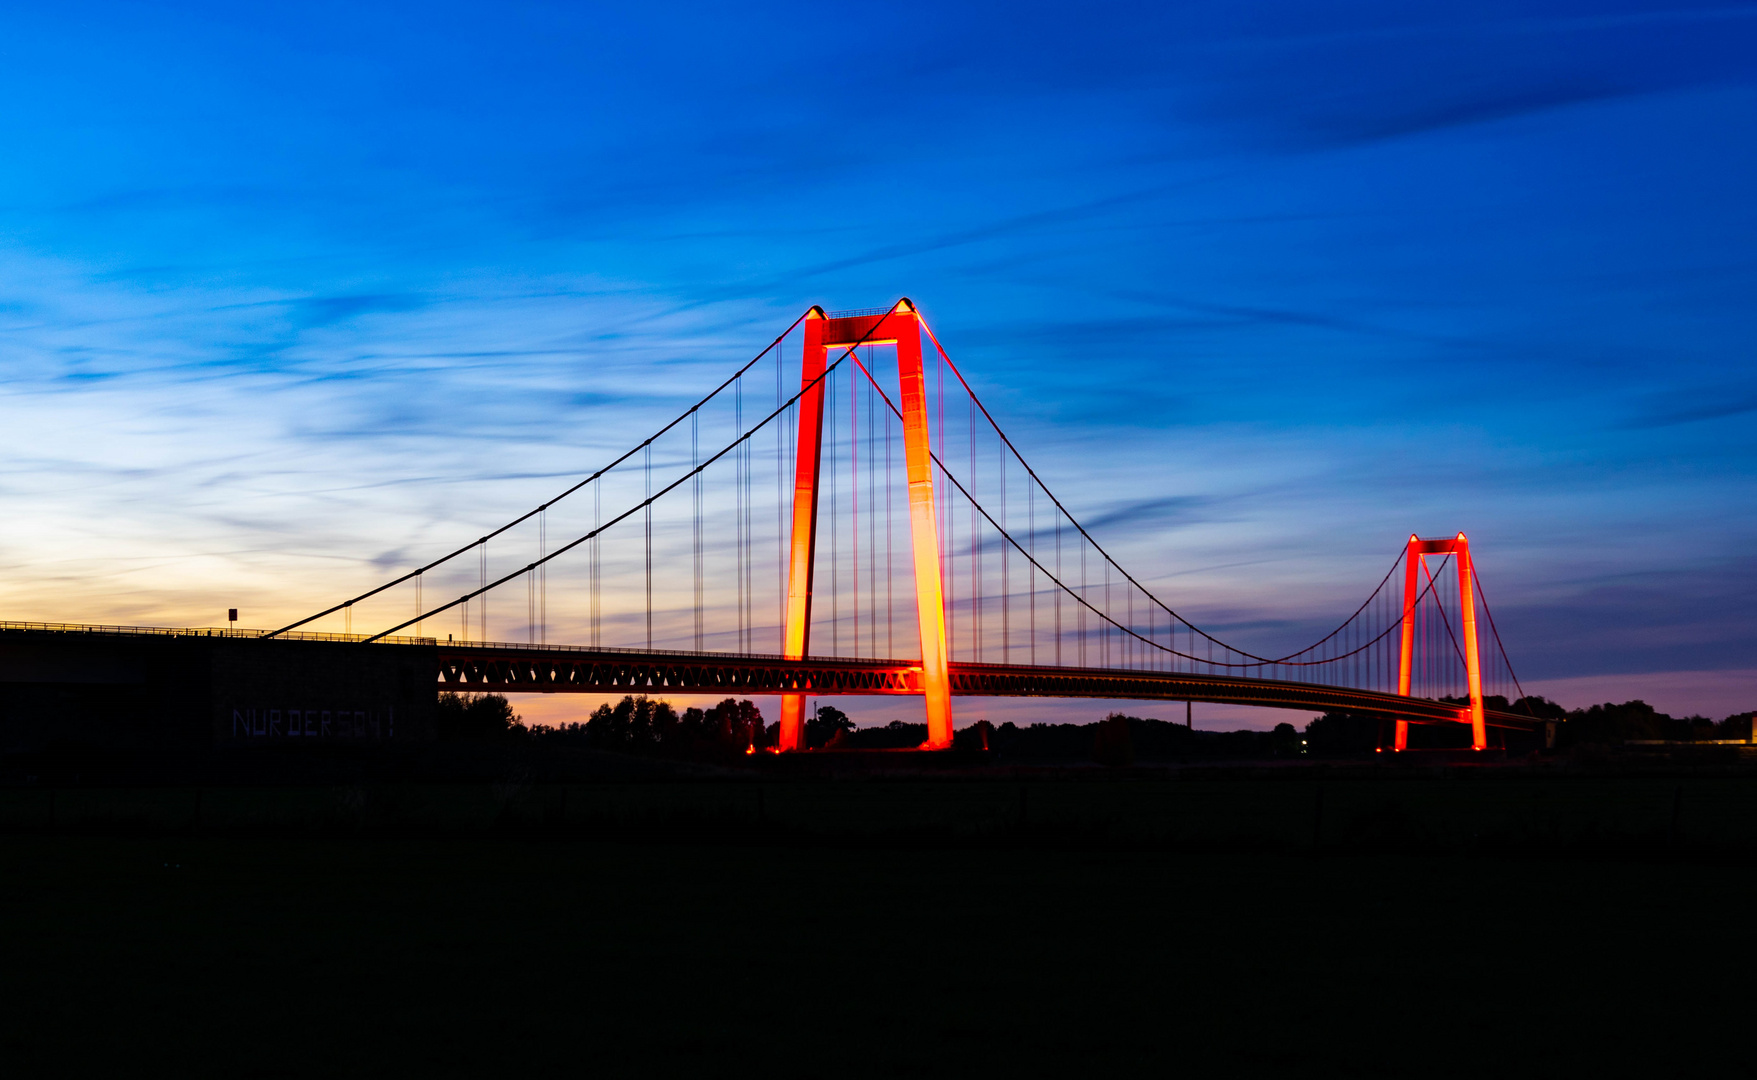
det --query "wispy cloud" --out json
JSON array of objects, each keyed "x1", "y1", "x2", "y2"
[
  {"x1": 1621, "y1": 381, "x2": 1757, "y2": 428},
  {"x1": 0, "y1": 2, "x2": 1753, "y2": 698}
]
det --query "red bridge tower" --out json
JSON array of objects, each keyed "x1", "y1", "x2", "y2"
[
  {"x1": 1396, "y1": 532, "x2": 1487, "y2": 752},
  {"x1": 776, "y1": 300, "x2": 953, "y2": 751}
]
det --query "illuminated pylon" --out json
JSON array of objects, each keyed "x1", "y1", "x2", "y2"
[
  {"x1": 776, "y1": 300, "x2": 953, "y2": 751},
  {"x1": 1394, "y1": 533, "x2": 1487, "y2": 751}
]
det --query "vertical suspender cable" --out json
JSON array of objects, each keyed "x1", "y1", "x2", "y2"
[
  {"x1": 1103, "y1": 559, "x2": 1111, "y2": 668},
  {"x1": 644, "y1": 443, "x2": 652, "y2": 651},
  {"x1": 1000, "y1": 438, "x2": 1009, "y2": 663},
  {"x1": 783, "y1": 396, "x2": 795, "y2": 653},
  {"x1": 948, "y1": 463, "x2": 962, "y2": 660},
  {"x1": 938, "y1": 347, "x2": 950, "y2": 660},
  {"x1": 1128, "y1": 585, "x2": 1135, "y2": 671},
  {"x1": 867, "y1": 347, "x2": 877, "y2": 656},
  {"x1": 828, "y1": 365, "x2": 838, "y2": 657},
  {"x1": 1420, "y1": 574, "x2": 1427, "y2": 698},
  {"x1": 693, "y1": 412, "x2": 702, "y2": 652},
  {"x1": 735, "y1": 376, "x2": 746, "y2": 654},
  {"x1": 970, "y1": 397, "x2": 980, "y2": 662},
  {"x1": 539, "y1": 508, "x2": 546, "y2": 646},
  {"x1": 1028, "y1": 479, "x2": 1036, "y2": 666},
  {"x1": 1079, "y1": 541, "x2": 1087, "y2": 668},
  {"x1": 885, "y1": 360, "x2": 894, "y2": 659},
  {"x1": 777, "y1": 336, "x2": 787, "y2": 652},
  {"x1": 591, "y1": 481, "x2": 601, "y2": 648},
  {"x1": 1054, "y1": 516, "x2": 1062, "y2": 666},
  {"x1": 850, "y1": 355, "x2": 859, "y2": 657},
  {"x1": 751, "y1": 381, "x2": 759, "y2": 649}
]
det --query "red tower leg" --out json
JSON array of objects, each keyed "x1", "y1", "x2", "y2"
[
  {"x1": 891, "y1": 301, "x2": 954, "y2": 748},
  {"x1": 1455, "y1": 534, "x2": 1487, "y2": 750},
  {"x1": 1395, "y1": 534, "x2": 1420, "y2": 752},
  {"x1": 777, "y1": 309, "x2": 828, "y2": 752}
]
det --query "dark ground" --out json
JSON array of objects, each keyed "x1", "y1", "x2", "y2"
[{"x1": 4, "y1": 821, "x2": 1756, "y2": 1076}]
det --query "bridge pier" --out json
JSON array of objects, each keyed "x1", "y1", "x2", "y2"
[{"x1": 0, "y1": 625, "x2": 436, "y2": 754}]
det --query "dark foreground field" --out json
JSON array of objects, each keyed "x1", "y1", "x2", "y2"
[{"x1": 4, "y1": 803, "x2": 1757, "y2": 1077}]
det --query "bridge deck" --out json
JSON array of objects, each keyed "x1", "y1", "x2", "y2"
[
  {"x1": 0, "y1": 623, "x2": 1538, "y2": 733},
  {"x1": 433, "y1": 640, "x2": 1540, "y2": 731}
]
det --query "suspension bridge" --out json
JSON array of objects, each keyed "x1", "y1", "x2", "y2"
[{"x1": 1, "y1": 299, "x2": 1537, "y2": 753}]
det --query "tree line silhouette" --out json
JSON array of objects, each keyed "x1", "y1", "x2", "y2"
[
  {"x1": 438, "y1": 691, "x2": 770, "y2": 759},
  {"x1": 438, "y1": 691, "x2": 1756, "y2": 762}
]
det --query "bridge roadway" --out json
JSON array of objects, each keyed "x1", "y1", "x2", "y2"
[{"x1": 437, "y1": 640, "x2": 1541, "y2": 731}]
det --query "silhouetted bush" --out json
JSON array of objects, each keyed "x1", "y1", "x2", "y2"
[
  {"x1": 954, "y1": 720, "x2": 994, "y2": 752},
  {"x1": 1717, "y1": 713, "x2": 1756, "y2": 741},
  {"x1": 1565, "y1": 700, "x2": 1681, "y2": 745},
  {"x1": 530, "y1": 695, "x2": 766, "y2": 759},
  {"x1": 842, "y1": 719, "x2": 926, "y2": 749},
  {"x1": 1093, "y1": 714, "x2": 1133, "y2": 767},
  {"x1": 435, "y1": 693, "x2": 527, "y2": 742},
  {"x1": 1304, "y1": 710, "x2": 1387, "y2": 756},
  {"x1": 805, "y1": 705, "x2": 855, "y2": 749}
]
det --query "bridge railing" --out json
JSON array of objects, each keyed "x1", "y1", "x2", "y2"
[{"x1": 0, "y1": 620, "x2": 437, "y2": 646}]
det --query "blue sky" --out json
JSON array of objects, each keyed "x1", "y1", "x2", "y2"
[{"x1": 3, "y1": 1, "x2": 1755, "y2": 724}]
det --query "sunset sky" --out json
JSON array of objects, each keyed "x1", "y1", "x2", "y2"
[{"x1": 3, "y1": 1, "x2": 1755, "y2": 726}]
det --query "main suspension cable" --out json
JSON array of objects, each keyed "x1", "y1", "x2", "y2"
[
  {"x1": 917, "y1": 314, "x2": 1401, "y2": 666},
  {"x1": 361, "y1": 311, "x2": 897, "y2": 644},
  {"x1": 1470, "y1": 563, "x2": 1530, "y2": 706},
  {"x1": 838, "y1": 323, "x2": 1410, "y2": 670},
  {"x1": 266, "y1": 308, "x2": 813, "y2": 639}
]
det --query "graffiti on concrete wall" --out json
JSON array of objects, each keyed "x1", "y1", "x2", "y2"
[{"x1": 229, "y1": 706, "x2": 396, "y2": 740}]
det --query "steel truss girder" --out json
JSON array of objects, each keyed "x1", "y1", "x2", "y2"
[
  {"x1": 435, "y1": 645, "x2": 1537, "y2": 732},
  {"x1": 436, "y1": 646, "x2": 922, "y2": 696}
]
